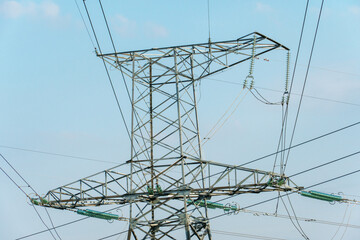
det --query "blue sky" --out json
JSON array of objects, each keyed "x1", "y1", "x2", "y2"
[{"x1": 0, "y1": 0, "x2": 360, "y2": 239}]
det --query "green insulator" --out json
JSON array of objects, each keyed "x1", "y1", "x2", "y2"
[
  {"x1": 189, "y1": 200, "x2": 225, "y2": 210},
  {"x1": 31, "y1": 198, "x2": 40, "y2": 206},
  {"x1": 277, "y1": 178, "x2": 285, "y2": 186},
  {"x1": 86, "y1": 209, "x2": 119, "y2": 220},
  {"x1": 309, "y1": 191, "x2": 342, "y2": 201},
  {"x1": 77, "y1": 209, "x2": 119, "y2": 220},
  {"x1": 156, "y1": 184, "x2": 163, "y2": 194},
  {"x1": 300, "y1": 191, "x2": 334, "y2": 202},
  {"x1": 147, "y1": 185, "x2": 154, "y2": 195},
  {"x1": 40, "y1": 198, "x2": 49, "y2": 205}
]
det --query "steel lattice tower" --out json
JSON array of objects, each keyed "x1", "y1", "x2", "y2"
[{"x1": 34, "y1": 32, "x2": 301, "y2": 239}]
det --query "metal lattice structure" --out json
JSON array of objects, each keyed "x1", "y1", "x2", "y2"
[{"x1": 35, "y1": 32, "x2": 301, "y2": 239}]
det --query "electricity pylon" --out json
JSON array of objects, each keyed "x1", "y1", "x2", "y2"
[{"x1": 34, "y1": 32, "x2": 301, "y2": 239}]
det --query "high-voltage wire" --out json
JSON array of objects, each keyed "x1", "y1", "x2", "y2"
[
  {"x1": 209, "y1": 167, "x2": 360, "y2": 221},
  {"x1": 73, "y1": 0, "x2": 96, "y2": 48},
  {"x1": 0, "y1": 155, "x2": 59, "y2": 240},
  {"x1": 284, "y1": 0, "x2": 326, "y2": 173},
  {"x1": 1, "y1": 120, "x2": 358, "y2": 170},
  {"x1": 206, "y1": 78, "x2": 360, "y2": 108},
  {"x1": 289, "y1": 150, "x2": 360, "y2": 178},
  {"x1": 82, "y1": 0, "x2": 132, "y2": 143},
  {"x1": 276, "y1": 0, "x2": 310, "y2": 176},
  {"x1": 240, "y1": 121, "x2": 360, "y2": 167},
  {"x1": 16, "y1": 203, "x2": 130, "y2": 240},
  {"x1": 17, "y1": 148, "x2": 360, "y2": 239},
  {"x1": 0, "y1": 145, "x2": 117, "y2": 164},
  {"x1": 279, "y1": 195, "x2": 309, "y2": 239}
]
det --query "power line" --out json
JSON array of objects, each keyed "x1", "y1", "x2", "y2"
[
  {"x1": 45, "y1": 208, "x2": 62, "y2": 240},
  {"x1": 15, "y1": 149, "x2": 360, "y2": 240},
  {"x1": 210, "y1": 168, "x2": 360, "y2": 221},
  {"x1": 0, "y1": 155, "x2": 58, "y2": 240},
  {"x1": 189, "y1": 121, "x2": 360, "y2": 188},
  {"x1": 277, "y1": 0, "x2": 310, "y2": 176},
  {"x1": 284, "y1": 0, "x2": 326, "y2": 172},
  {"x1": 0, "y1": 145, "x2": 117, "y2": 164},
  {"x1": 211, "y1": 229, "x2": 287, "y2": 240},
  {"x1": 82, "y1": 0, "x2": 132, "y2": 143},
  {"x1": 97, "y1": 229, "x2": 129, "y2": 240},
  {"x1": 31, "y1": 205, "x2": 58, "y2": 240},
  {"x1": 285, "y1": 194, "x2": 309, "y2": 239},
  {"x1": 239, "y1": 207, "x2": 360, "y2": 230},
  {"x1": 16, "y1": 203, "x2": 130, "y2": 240},
  {"x1": 279, "y1": 195, "x2": 309, "y2": 239},
  {"x1": 290, "y1": 150, "x2": 360, "y2": 178},
  {"x1": 239, "y1": 121, "x2": 360, "y2": 167},
  {"x1": 206, "y1": 78, "x2": 360, "y2": 108},
  {"x1": 73, "y1": 0, "x2": 96, "y2": 48}
]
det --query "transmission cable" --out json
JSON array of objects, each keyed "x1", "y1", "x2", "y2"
[
  {"x1": 0, "y1": 144, "x2": 117, "y2": 164},
  {"x1": 206, "y1": 78, "x2": 360, "y2": 108},
  {"x1": 201, "y1": 88, "x2": 249, "y2": 145},
  {"x1": 279, "y1": 194, "x2": 309, "y2": 239},
  {"x1": 289, "y1": 150, "x2": 360, "y2": 178},
  {"x1": 331, "y1": 204, "x2": 349, "y2": 240},
  {"x1": 277, "y1": 0, "x2": 310, "y2": 176},
  {"x1": 0, "y1": 156, "x2": 58, "y2": 240},
  {"x1": 267, "y1": 0, "x2": 309, "y2": 177},
  {"x1": 250, "y1": 88, "x2": 282, "y2": 105},
  {"x1": 74, "y1": 0, "x2": 96, "y2": 48},
  {"x1": 283, "y1": 0, "x2": 325, "y2": 173},
  {"x1": 285, "y1": 194, "x2": 309, "y2": 239},
  {"x1": 82, "y1": 1, "x2": 132, "y2": 143},
  {"x1": 339, "y1": 205, "x2": 353, "y2": 240},
  {"x1": 16, "y1": 203, "x2": 130, "y2": 240},
  {"x1": 240, "y1": 121, "x2": 360, "y2": 167},
  {"x1": 97, "y1": 229, "x2": 129, "y2": 240},
  {"x1": 209, "y1": 166, "x2": 360, "y2": 221},
  {"x1": 88, "y1": 0, "x2": 149, "y2": 182},
  {"x1": 15, "y1": 151, "x2": 360, "y2": 239}
]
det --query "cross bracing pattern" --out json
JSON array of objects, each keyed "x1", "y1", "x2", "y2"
[{"x1": 34, "y1": 32, "x2": 299, "y2": 240}]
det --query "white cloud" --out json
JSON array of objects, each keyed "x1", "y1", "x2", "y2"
[
  {"x1": 112, "y1": 15, "x2": 168, "y2": 39},
  {"x1": 145, "y1": 22, "x2": 168, "y2": 38},
  {"x1": 41, "y1": 1, "x2": 59, "y2": 18},
  {"x1": 0, "y1": 0, "x2": 60, "y2": 19},
  {"x1": 348, "y1": 5, "x2": 360, "y2": 15},
  {"x1": 113, "y1": 14, "x2": 137, "y2": 38},
  {"x1": 255, "y1": 2, "x2": 272, "y2": 12}
]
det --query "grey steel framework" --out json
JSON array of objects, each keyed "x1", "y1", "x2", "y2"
[{"x1": 36, "y1": 32, "x2": 301, "y2": 240}]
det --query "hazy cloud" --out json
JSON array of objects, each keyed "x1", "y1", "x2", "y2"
[
  {"x1": 348, "y1": 5, "x2": 360, "y2": 15},
  {"x1": 112, "y1": 14, "x2": 137, "y2": 37},
  {"x1": 41, "y1": 1, "x2": 59, "y2": 18},
  {"x1": 255, "y1": 2, "x2": 273, "y2": 12},
  {"x1": 112, "y1": 15, "x2": 168, "y2": 39},
  {"x1": 145, "y1": 22, "x2": 168, "y2": 38},
  {"x1": 0, "y1": 0, "x2": 60, "y2": 19}
]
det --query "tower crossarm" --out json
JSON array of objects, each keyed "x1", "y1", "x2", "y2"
[
  {"x1": 98, "y1": 32, "x2": 288, "y2": 83},
  {"x1": 36, "y1": 157, "x2": 300, "y2": 209}
]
